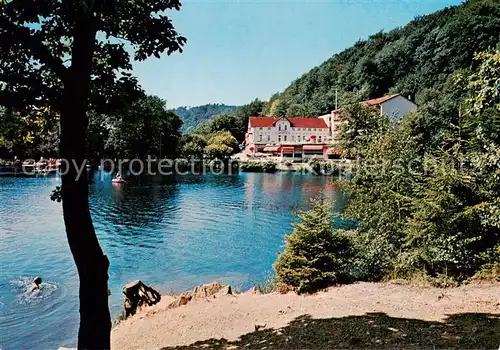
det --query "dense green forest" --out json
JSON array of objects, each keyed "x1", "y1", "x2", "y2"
[
  {"x1": 275, "y1": 50, "x2": 499, "y2": 291},
  {"x1": 260, "y1": 0, "x2": 499, "y2": 117},
  {"x1": 175, "y1": 104, "x2": 240, "y2": 133}
]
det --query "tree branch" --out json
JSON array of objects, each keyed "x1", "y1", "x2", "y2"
[{"x1": 0, "y1": 17, "x2": 68, "y2": 81}]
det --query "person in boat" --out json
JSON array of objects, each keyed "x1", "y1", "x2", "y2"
[{"x1": 31, "y1": 277, "x2": 42, "y2": 291}]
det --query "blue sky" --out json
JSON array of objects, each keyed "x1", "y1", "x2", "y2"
[{"x1": 132, "y1": 0, "x2": 463, "y2": 108}]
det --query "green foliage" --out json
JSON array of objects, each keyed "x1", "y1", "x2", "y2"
[
  {"x1": 178, "y1": 133, "x2": 207, "y2": 159},
  {"x1": 87, "y1": 95, "x2": 182, "y2": 159},
  {"x1": 274, "y1": 199, "x2": 353, "y2": 293},
  {"x1": 194, "y1": 114, "x2": 241, "y2": 140},
  {"x1": 0, "y1": 1, "x2": 185, "y2": 115},
  {"x1": 181, "y1": 99, "x2": 265, "y2": 159},
  {"x1": 254, "y1": 272, "x2": 278, "y2": 294},
  {"x1": 339, "y1": 103, "x2": 390, "y2": 157},
  {"x1": 0, "y1": 107, "x2": 59, "y2": 158},
  {"x1": 471, "y1": 262, "x2": 500, "y2": 282},
  {"x1": 239, "y1": 161, "x2": 277, "y2": 173},
  {"x1": 338, "y1": 51, "x2": 500, "y2": 283},
  {"x1": 268, "y1": 99, "x2": 289, "y2": 117},
  {"x1": 175, "y1": 104, "x2": 240, "y2": 133},
  {"x1": 204, "y1": 131, "x2": 239, "y2": 160},
  {"x1": 192, "y1": 99, "x2": 265, "y2": 142}
]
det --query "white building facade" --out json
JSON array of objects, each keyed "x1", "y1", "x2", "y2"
[{"x1": 245, "y1": 117, "x2": 330, "y2": 159}]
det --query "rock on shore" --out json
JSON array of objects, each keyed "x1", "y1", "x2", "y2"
[{"x1": 111, "y1": 281, "x2": 500, "y2": 349}]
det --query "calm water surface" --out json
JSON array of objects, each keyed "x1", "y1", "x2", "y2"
[{"x1": 0, "y1": 172, "x2": 344, "y2": 349}]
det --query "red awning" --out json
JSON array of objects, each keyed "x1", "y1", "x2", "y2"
[
  {"x1": 303, "y1": 145, "x2": 325, "y2": 151},
  {"x1": 310, "y1": 135, "x2": 317, "y2": 139},
  {"x1": 281, "y1": 146, "x2": 295, "y2": 152},
  {"x1": 263, "y1": 145, "x2": 280, "y2": 152}
]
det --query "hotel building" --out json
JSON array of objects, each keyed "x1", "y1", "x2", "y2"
[{"x1": 244, "y1": 117, "x2": 331, "y2": 159}]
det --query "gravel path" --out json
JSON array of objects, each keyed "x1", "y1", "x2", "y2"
[{"x1": 111, "y1": 282, "x2": 500, "y2": 349}]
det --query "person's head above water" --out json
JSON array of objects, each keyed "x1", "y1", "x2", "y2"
[{"x1": 34, "y1": 277, "x2": 42, "y2": 286}]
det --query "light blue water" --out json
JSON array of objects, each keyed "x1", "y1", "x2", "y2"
[{"x1": 0, "y1": 172, "x2": 344, "y2": 349}]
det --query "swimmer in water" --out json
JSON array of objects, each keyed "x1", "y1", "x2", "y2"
[{"x1": 31, "y1": 277, "x2": 42, "y2": 291}]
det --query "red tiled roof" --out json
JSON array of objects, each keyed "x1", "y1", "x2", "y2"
[
  {"x1": 361, "y1": 94, "x2": 400, "y2": 107},
  {"x1": 249, "y1": 117, "x2": 328, "y2": 128}
]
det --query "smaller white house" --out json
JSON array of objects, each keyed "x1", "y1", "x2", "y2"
[
  {"x1": 321, "y1": 93, "x2": 418, "y2": 143},
  {"x1": 361, "y1": 94, "x2": 417, "y2": 121}
]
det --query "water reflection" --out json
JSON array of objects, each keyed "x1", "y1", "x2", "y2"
[{"x1": 244, "y1": 172, "x2": 345, "y2": 213}]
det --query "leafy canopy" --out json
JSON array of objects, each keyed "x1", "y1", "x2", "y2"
[
  {"x1": 339, "y1": 51, "x2": 500, "y2": 282},
  {"x1": 0, "y1": 0, "x2": 186, "y2": 114}
]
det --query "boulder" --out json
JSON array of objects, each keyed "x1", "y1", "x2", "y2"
[{"x1": 167, "y1": 282, "x2": 233, "y2": 309}]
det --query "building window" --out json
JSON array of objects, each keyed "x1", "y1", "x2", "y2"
[
  {"x1": 259, "y1": 134, "x2": 262, "y2": 142},
  {"x1": 284, "y1": 135, "x2": 287, "y2": 141},
  {"x1": 284, "y1": 125, "x2": 287, "y2": 131},
  {"x1": 278, "y1": 135, "x2": 281, "y2": 142},
  {"x1": 318, "y1": 136, "x2": 322, "y2": 142},
  {"x1": 267, "y1": 135, "x2": 270, "y2": 142},
  {"x1": 278, "y1": 125, "x2": 281, "y2": 131},
  {"x1": 308, "y1": 128, "x2": 311, "y2": 131},
  {"x1": 292, "y1": 135, "x2": 295, "y2": 141},
  {"x1": 260, "y1": 127, "x2": 263, "y2": 130},
  {"x1": 268, "y1": 127, "x2": 271, "y2": 130}
]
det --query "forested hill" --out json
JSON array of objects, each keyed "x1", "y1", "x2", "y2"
[
  {"x1": 262, "y1": 0, "x2": 500, "y2": 117},
  {"x1": 176, "y1": 104, "x2": 240, "y2": 133}
]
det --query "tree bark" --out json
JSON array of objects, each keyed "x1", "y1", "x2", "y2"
[{"x1": 60, "y1": 15, "x2": 111, "y2": 350}]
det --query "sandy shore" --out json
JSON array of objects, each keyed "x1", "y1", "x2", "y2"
[{"x1": 111, "y1": 282, "x2": 500, "y2": 349}]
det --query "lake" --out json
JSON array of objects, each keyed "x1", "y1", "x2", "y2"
[{"x1": 0, "y1": 172, "x2": 344, "y2": 349}]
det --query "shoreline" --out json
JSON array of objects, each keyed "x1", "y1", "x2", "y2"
[{"x1": 111, "y1": 281, "x2": 500, "y2": 349}]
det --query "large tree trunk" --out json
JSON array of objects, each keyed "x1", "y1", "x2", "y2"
[{"x1": 60, "y1": 16, "x2": 111, "y2": 350}]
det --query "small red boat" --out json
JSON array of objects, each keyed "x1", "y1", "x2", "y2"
[{"x1": 112, "y1": 178, "x2": 125, "y2": 183}]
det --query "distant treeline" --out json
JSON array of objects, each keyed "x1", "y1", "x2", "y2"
[{"x1": 176, "y1": 104, "x2": 240, "y2": 133}]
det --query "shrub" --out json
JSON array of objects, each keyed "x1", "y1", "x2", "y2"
[
  {"x1": 307, "y1": 159, "x2": 340, "y2": 176},
  {"x1": 274, "y1": 199, "x2": 353, "y2": 293},
  {"x1": 254, "y1": 272, "x2": 278, "y2": 294},
  {"x1": 239, "y1": 161, "x2": 277, "y2": 173},
  {"x1": 471, "y1": 262, "x2": 500, "y2": 283}
]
